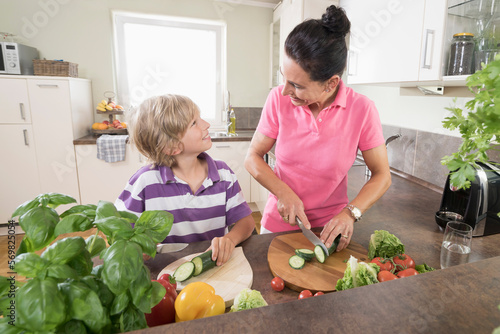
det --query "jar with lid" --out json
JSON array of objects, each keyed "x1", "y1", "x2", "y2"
[{"x1": 447, "y1": 33, "x2": 476, "y2": 75}]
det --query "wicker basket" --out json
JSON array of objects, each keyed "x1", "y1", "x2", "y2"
[{"x1": 33, "y1": 60, "x2": 78, "y2": 77}]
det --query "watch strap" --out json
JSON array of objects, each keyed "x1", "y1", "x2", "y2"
[{"x1": 345, "y1": 204, "x2": 362, "y2": 222}]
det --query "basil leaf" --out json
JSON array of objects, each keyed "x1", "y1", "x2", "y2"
[
  {"x1": 101, "y1": 241, "x2": 142, "y2": 295},
  {"x1": 134, "y1": 210, "x2": 173, "y2": 243},
  {"x1": 17, "y1": 277, "x2": 66, "y2": 332},
  {"x1": 129, "y1": 265, "x2": 153, "y2": 313},
  {"x1": 46, "y1": 193, "x2": 77, "y2": 209},
  {"x1": 19, "y1": 206, "x2": 58, "y2": 251},
  {"x1": 95, "y1": 201, "x2": 120, "y2": 220},
  {"x1": 15, "y1": 253, "x2": 49, "y2": 278},
  {"x1": 118, "y1": 211, "x2": 139, "y2": 223},
  {"x1": 0, "y1": 322, "x2": 26, "y2": 334},
  {"x1": 66, "y1": 250, "x2": 93, "y2": 277},
  {"x1": 58, "y1": 281, "x2": 110, "y2": 333},
  {"x1": 110, "y1": 291, "x2": 130, "y2": 316},
  {"x1": 55, "y1": 319, "x2": 88, "y2": 334},
  {"x1": 60, "y1": 204, "x2": 97, "y2": 218},
  {"x1": 115, "y1": 304, "x2": 147, "y2": 333},
  {"x1": 81, "y1": 276, "x2": 114, "y2": 309},
  {"x1": 85, "y1": 235, "x2": 107, "y2": 258},
  {"x1": 47, "y1": 264, "x2": 79, "y2": 280},
  {"x1": 130, "y1": 233, "x2": 156, "y2": 258},
  {"x1": 41, "y1": 237, "x2": 86, "y2": 264},
  {"x1": 150, "y1": 280, "x2": 166, "y2": 308},
  {"x1": 0, "y1": 276, "x2": 10, "y2": 296},
  {"x1": 15, "y1": 238, "x2": 31, "y2": 256},
  {"x1": 54, "y1": 214, "x2": 92, "y2": 236},
  {"x1": 94, "y1": 217, "x2": 134, "y2": 243},
  {"x1": 91, "y1": 264, "x2": 103, "y2": 278},
  {"x1": 11, "y1": 197, "x2": 40, "y2": 218}
]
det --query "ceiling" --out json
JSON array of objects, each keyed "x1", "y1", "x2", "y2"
[{"x1": 218, "y1": 0, "x2": 281, "y2": 9}]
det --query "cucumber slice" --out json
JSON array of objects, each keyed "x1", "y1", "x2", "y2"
[
  {"x1": 192, "y1": 250, "x2": 216, "y2": 276},
  {"x1": 314, "y1": 245, "x2": 327, "y2": 263},
  {"x1": 289, "y1": 255, "x2": 306, "y2": 270},
  {"x1": 295, "y1": 248, "x2": 314, "y2": 261},
  {"x1": 173, "y1": 261, "x2": 195, "y2": 282}
]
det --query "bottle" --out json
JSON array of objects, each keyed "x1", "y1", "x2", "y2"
[
  {"x1": 447, "y1": 33, "x2": 475, "y2": 76},
  {"x1": 228, "y1": 108, "x2": 236, "y2": 135}
]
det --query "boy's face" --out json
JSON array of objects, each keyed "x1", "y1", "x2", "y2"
[{"x1": 179, "y1": 112, "x2": 212, "y2": 155}]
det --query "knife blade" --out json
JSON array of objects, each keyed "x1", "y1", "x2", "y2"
[
  {"x1": 156, "y1": 243, "x2": 189, "y2": 253},
  {"x1": 295, "y1": 217, "x2": 329, "y2": 255}
]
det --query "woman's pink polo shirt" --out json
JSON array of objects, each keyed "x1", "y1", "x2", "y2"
[{"x1": 257, "y1": 80, "x2": 384, "y2": 232}]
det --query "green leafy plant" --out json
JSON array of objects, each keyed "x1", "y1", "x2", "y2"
[
  {"x1": 441, "y1": 55, "x2": 500, "y2": 189},
  {"x1": 0, "y1": 193, "x2": 173, "y2": 333}
]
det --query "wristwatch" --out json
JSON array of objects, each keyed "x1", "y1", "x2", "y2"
[{"x1": 345, "y1": 204, "x2": 362, "y2": 222}]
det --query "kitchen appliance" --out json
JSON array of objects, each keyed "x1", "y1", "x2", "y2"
[
  {"x1": 0, "y1": 42, "x2": 39, "y2": 75},
  {"x1": 435, "y1": 161, "x2": 500, "y2": 236}
]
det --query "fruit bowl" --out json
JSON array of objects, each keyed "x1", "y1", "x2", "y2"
[{"x1": 91, "y1": 128, "x2": 128, "y2": 135}]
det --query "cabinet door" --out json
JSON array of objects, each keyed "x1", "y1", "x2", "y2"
[
  {"x1": 27, "y1": 80, "x2": 81, "y2": 202},
  {"x1": 207, "y1": 142, "x2": 251, "y2": 202},
  {"x1": 342, "y1": 0, "x2": 426, "y2": 84},
  {"x1": 0, "y1": 78, "x2": 31, "y2": 124},
  {"x1": 0, "y1": 125, "x2": 40, "y2": 223},
  {"x1": 75, "y1": 145, "x2": 145, "y2": 205}
]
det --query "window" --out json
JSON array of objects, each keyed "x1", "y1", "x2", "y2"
[{"x1": 113, "y1": 11, "x2": 226, "y2": 127}]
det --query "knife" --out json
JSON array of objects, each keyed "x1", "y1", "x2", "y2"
[
  {"x1": 295, "y1": 217, "x2": 329, "y2": 255},
  {"x1": 156, "y1": 243, "x2": 189, "y2": 253}
]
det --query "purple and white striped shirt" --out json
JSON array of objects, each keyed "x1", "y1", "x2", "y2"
[{"x1": 115, "y1": 152, "x2": 252, "y2": 243}]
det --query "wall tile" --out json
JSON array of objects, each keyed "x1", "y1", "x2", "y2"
[
  {"x1": 233, "y1": 107, "x2": 262, "y2": 130},
  {"x1": 382, "y1": 125, "x2": 417, "y2": 175}
]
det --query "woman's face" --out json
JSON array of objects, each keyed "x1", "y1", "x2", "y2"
[{"x1": 281, "y1": 54, "x2": 330, "y2": 107}]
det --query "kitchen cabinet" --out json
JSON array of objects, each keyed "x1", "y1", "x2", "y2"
[
  {"x1": 271, "y1": 0, "x2": 339, "y2": 87},
  {"x1": 207, "y1": 141, "x2": 251, "y2": 201},
  {"x1": 75, "y1": 144, "x2": 145, "y2": 205},
  {"x1": 0, "y1": 76, "x2": 93, "y2": 223}
]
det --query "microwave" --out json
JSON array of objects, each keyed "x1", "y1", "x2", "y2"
[{"x1": 0, "y1": 42, "x2": 39, "y2": 75}]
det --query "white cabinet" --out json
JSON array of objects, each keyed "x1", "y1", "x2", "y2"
[
  {"x1": 271, "y1": 0, "x2": 339, "y2": 87},
  {"x1": 0, "y1": 76, "x2": 93, "y2": 223},
  {"x1": 207, "y1": 141, "x2": 251, "y2": 202},
  {"x1": 341, "y1": 0, "x2": 448, "y2": 84},
  {"x1": 75, "y1": 144, "x2": 145, "y2": 205}
]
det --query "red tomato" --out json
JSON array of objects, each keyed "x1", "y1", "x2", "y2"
[
  {"x1": 145, "y1": 278, "x2": 177, "y2": 327},
  {"x1": 314, "y1": 291, "x2": 325, "y2": 297},
  {"x1": 271, "y1": 277, "x2": 285, "y2": 291},
  {"x1": 396, "y1": 268, "x2": 419, "y2": 278},
  {"x1": 298, "y1": 290, "x2": 313, "y2": 299},
  {"x1": 159, "y1": 273, "x2": 177, "y2": 290},
  {"x1": 393, "y1": 254, "x2": 416, "y2": 272},
  {"x1": 370, "y1": 257, "x2": 395, "y2": 272},
  {"x1": 377, "y1": 270, "x2": 398, "y2": 282}
]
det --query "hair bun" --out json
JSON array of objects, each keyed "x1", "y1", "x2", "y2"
[{"x1": 321, "y1": 5, "x2": 350, "y2": 38}]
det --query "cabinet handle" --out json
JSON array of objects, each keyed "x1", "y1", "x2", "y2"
[
  {"x1": 23, "y1": 129, "x2": 29, "y2": 146},
  {"x1": 215, "y1": 145, "x2": 231, "y2": 149},
  {"x1": 422, "y1": 29, "x2": 435, "y2": 69},
  {"x1": 19, "y1": 103, "x2": 25, "y2": 120},
  {"x1": 37, "y1": 84, "x2": 59, "y2": 88}
]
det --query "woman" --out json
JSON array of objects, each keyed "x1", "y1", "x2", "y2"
[{"x1": 244, "y1": 5, "x2": 391, "y2": 252}]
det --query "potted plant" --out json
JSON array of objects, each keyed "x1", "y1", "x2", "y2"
[
  {"x1": 0, "y1": 193, "x2": 173, "y2": 333},
  {"x1": 441, "y1": 54, "x2": 500, "y2": 189}
]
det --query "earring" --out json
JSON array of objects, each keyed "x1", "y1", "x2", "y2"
[{"x1": 325, "y1": 89, "x2": 330, "y2": 93}]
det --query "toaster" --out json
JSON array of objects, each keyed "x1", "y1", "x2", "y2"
[{"x1": 435, "y1": 161, "x2": 500, "y2": 236}]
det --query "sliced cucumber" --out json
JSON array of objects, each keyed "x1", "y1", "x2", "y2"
[
  {"x1": 328, "y1": 234, "x2": 342, "y2": 256},
  {"x1": 314, "y1": 245, "x2": 327, "y2": 263},
  {"x1": 289, "y1": 255, "x2": 306, "y2": 270},
  {"x1": 295, "y1": 248, "x2": 315, "y2": 261},
  {"x1": 192, "y1": 250, "x2": 216, "y2": 276},
  {"x1": 173, "y1": 261, "x2": 195, "y2": 282}
]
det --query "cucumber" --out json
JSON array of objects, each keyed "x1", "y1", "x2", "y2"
[
  {"x1": 289, "y1": 255, "x2": 306, "y2": 270},
  {"x1": 192, "y1": 250, "x2": 216, "y2": 276},
  {"x1": 315, "y1": 234, "x2": 343, "y2": 263},
  {"x1": 173, "y1": 261, "x2": 195, "y2": 282},
  {"x1": 295, "y1": 248, "x2": 314, "y2": 261}
]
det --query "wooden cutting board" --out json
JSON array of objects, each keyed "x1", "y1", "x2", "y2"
[
  {"x1": 268, "y1": 232, "x2": 369, "y2": 293},
  {"x1": 158, "y1": 247, "x2": 252, "y2": 308}
]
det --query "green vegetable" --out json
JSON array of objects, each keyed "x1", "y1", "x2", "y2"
[
  {"x1": 230, "y1": 288, "x2": 268, "y2": 312},
  {"x1": 441, "y1": 54, "x2": 500, "y2": 190},
  {"x1": 336, "y1": 255, "x2": 379, "y2": 291},
  {"x1": 415, "y1": 263, "x2": 436, "y2": 274},
  {"x1": 368, "y1": 230, "x2": 405, "y2": 260},
  {"x1": 288, "y1": 255, "x2": 306, "y2": 269},
  {"x1": 192, "y1": 250, "x2": 216, "y2": 276},
  {"x1": 0, "y1": 193, "x2": 174, "y2": 333}
]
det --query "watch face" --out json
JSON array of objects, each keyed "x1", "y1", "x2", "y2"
[{"x1": 352, "y1": 207, "x2": 362, "y2": 219}]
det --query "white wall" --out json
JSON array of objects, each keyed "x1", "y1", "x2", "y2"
[{"x1": 1, "y1": 0, "x2": 272, "y2": 118}]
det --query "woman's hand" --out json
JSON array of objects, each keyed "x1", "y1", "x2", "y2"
[
  {"x1": 209, "y1": 236, "x2": 236, "y2": 266},
  {"x1": 320, "y1": 209, "x2": 354, "y2": 251},
  {"x1": 276, "y1": 189, "x2": 311, "y2": 228}
]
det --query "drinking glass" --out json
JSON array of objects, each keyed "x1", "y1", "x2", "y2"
[{"x1": 440, "y1": 221, "x2": 473, "y2": 269}]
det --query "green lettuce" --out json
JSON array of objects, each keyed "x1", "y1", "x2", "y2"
[
  {"x1": 368, "y1": 230, "x2": 405, "y2": 260},
  {"x1": 336, "y1": 256, "x2": 380, "y2": 291},
  {"x1": 230, "y1": 288, "x2": 267, "y2": 312}
]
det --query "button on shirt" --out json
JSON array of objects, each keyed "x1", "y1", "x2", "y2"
[{"x1": 256, "y1": 80, "x2": 384, "y2": 232}]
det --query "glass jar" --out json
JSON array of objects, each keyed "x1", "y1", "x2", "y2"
[{"x1": 447, "y1": 33, "x2": 476, "y2": 75}]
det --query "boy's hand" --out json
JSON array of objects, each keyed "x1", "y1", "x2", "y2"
[{"x1": 209, "y1": 236, "x2": 235, "y2": 266}]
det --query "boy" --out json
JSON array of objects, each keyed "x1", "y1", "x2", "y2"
[{"x1": 115, "y1": 95, "x2": 255, "y2": 266}]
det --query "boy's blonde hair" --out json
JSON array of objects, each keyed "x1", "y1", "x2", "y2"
[{"x1": 128, "y1": 94, "x2": 198, "y2": 167}]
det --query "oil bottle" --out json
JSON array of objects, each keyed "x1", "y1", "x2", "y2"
[{"x1": 228, "y1": 108, "x2": 236, "y2": 135}]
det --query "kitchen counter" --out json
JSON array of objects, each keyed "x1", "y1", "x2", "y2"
[{"x1": 133, "y1": 166, "x2": 500, "y2": 333}]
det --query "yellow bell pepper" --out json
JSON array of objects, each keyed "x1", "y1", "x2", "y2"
[{"x1": 174, "y1": 282, "x2": 225, "y2": 322}]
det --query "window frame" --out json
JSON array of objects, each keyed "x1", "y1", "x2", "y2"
[{"x1": 112, "y1": 10, "x2": 227, "y2": 127}]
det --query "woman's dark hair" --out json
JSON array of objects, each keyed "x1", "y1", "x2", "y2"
[{"x1": 285, "y1": 5, "x2": 350, "y2": 82}]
